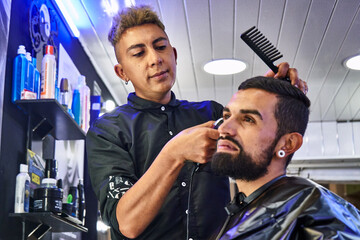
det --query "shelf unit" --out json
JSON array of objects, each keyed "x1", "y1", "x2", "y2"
[{"x1": 10, "y1": 99, "x2": 87, "y2": 239}]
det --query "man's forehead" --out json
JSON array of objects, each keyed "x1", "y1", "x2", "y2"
[
  {"x1": 120, "y1": 24, "x2": 168, "y2": 43},
  {"x1": 226, "y1": 88, "x2": 277, "y2": 112}
]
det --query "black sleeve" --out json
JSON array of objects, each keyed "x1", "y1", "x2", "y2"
[{"x1": 86, "y1": 116, "x2": 137, "y2": 235}]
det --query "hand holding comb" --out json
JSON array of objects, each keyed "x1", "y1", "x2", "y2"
[{"x1": 240, "y1": 26, "x2": 290, "y2": 82}]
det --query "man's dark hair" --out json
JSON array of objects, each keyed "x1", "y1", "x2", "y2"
[{"x1": 238, "y1": 76, "x2": 311, "y2": 166}]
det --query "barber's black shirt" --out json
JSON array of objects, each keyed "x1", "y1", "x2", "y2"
[{"x1": 86, "y1": 92, "x2": 230, "y2": 240}]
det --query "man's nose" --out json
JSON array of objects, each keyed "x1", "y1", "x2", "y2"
[
  {"x1": 148, "y1": 49, "x2": 163, "y2": 66},
  {"x1": 218, "y1": 118, "x2": 236, "y2": 136}
]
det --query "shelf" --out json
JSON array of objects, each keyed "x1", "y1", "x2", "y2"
[
  {"x1": 9, "y1": 212, "x2": 88, "y2": 233},
  {"x1": 15, "y1": 99, "x2": 85, "y2": 140}
]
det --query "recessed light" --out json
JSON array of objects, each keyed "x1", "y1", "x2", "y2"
[
  {"x1": 104, "y1": 100, "x2": 116, "y2": 112},
  {"x1": 344, "y1": 55, "x2": 360, "y2": 70},
  {"x1": 203, "y1": 59, "x2": 247, "y2": 75}
]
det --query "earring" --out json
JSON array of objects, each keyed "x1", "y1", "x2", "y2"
[
  {"x1": 277, "y1": 150, "x2": 285, "y2": 158},
  {"x1": 125, "y1": 80, "x2": 129, "y2": 85}
]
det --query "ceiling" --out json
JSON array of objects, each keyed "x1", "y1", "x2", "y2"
[{"x1": 72, "y1": 0, "x2": 360, "y2": 122}]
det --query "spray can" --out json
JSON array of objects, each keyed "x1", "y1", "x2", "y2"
[
  {"x1": 14, "y1": 164, "x2": 30, "y2": 213},
  {"x1": 41, "y1": 45, "x2": 56, "y2": 99}
]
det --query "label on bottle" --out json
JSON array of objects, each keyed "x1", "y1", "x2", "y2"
[
  {"x1": 34, "y1": 199, "x2": 43, "y2": 210},
  {"x1": 41, "y1": 62, "x2": 48, "y2": 97},
  {"x1": 24, "y1": 179, "x2": 30, "y2": 212}
]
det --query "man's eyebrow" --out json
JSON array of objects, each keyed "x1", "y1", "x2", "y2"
[
  {"x1": 126, "y1": 37, "x2": 168, "y2": 53},
  {"x1": 126, "y1": 43, "x2": 145, "y2": 53},
  {"x1": 153, "y1": 37, "x2": 168, "y2": 45},
  {"x1": 240, "y1": 109, "x2": 263, "y2": 120}
]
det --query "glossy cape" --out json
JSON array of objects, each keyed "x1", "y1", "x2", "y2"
[{"x1": 213, "y1": 176, "x2": 360, "y2": 240}]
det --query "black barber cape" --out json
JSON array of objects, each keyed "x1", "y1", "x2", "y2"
[
  {"x1": 87, "y1": 92, "x2": 230, "y2": 240},
  {"x1": 213, "y1": 176, "x2": 360, "y2": 240}
]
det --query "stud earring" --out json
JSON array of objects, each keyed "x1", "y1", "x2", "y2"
[{"x1": 277, "y1": 150, "x2": 285, "y2": 158}]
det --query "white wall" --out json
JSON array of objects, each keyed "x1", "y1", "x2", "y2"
[
  {"x1": 55, "y1": 140, "x2": 85, "y2": 196},
  {"x1": 289, "y1": 121, "x2": 360, "y2": 183}
]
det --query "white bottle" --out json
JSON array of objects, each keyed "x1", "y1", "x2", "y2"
[
  {"x1": 14, "y1": 164, "x2": 30, "y2": 213},
  {"x1": 78, "y1": 75, "x2": 91, "y2": 132},
  {"x1": 41, "y1": 45, "x2": 56, "y2": 99}
]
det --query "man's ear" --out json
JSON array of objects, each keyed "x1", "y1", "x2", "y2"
[
  {"x1": 276, "y1": 132, "x2": 303, "y2": 158},
  {"x1": 173, "y1": 47, "x2": 177, "y2": 64},
  {"x1": 114, "y1": 63, "x2": 128, "y2": 81}
]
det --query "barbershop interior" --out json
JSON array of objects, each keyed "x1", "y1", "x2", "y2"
[{"x1": 1, "y1": 0, "x2": 360, "y2": 239}]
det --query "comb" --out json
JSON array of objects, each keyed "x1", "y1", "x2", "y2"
[{"x1": 241, "y1": 26, "x2": 289, "y2": 81}]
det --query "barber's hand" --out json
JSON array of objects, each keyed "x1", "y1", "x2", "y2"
[
  {"x1": 265, "y1": 62, "x2": 308, "y2": 95},
  {"x1": 162, "y1": 121, "x2": 219, "y2": 165}
]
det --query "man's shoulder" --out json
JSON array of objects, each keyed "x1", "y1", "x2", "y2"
[
  {"x1": 280, "y1": 176, "x2": 317, "y2": 187},
  {"x1": 88, "y1": 103, "x2": 135, "y2": 136},
  {"x1": 267, "y1": 176, "x2": 322, "y2": 198}
]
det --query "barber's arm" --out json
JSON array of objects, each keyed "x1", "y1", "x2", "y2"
[
  {"x1": 265, "y1": 62, "x2": 308, "y2": 94},
  {"x1": 115, "y1": 121, "x2": 219, "y2": 238}
]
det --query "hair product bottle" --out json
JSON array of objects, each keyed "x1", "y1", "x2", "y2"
[
  {"x1": 14, "y1": 164, "x2": 30, "y2": 213},
  {"x1": 41, "y1": 45, "x2": 56, "y2": 99},
  {"x1": 77, "y1": 179, "x2": 85, "y2": 224},
  {"x1": 12, "y1": 45, "x2": 28, "y2": 102},
  {"x1": 68, "y1": 186, "x2": 78, "y2": 218},
  {"x1": 72, "y1": 87, "x2": 81, "y2": 126},
  {"x1": 60, "y1": 78, "x2": 69, "y2": 109},
  {"x1": 78, "y1": 75, "x2": 90, "y2": 132},
  {"x1": 23, "y1": 52, "x2": 36, "y2": 99}
]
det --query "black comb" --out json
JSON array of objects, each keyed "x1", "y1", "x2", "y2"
[{"x1": 241, "y1": 26, "x2": 289, "y2": 82}]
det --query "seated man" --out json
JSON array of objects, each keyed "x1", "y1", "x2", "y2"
[{"x1": 211, "y1": 76, "x2": 360, "y2": 240}]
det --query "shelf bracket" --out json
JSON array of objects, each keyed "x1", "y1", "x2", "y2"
[{"x1": 27, "y1": 223, "x2": 52, "y2": 240}]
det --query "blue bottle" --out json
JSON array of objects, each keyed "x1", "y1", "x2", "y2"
[
  {"x1": 12, "y1": 45, "x2": 28, "y2": 102},
  {"x1": 25, "y1": 52, "x2": 35, "y2": 94},
  {"x1": 72, "y1": 89, "x2": 81, "y2": 126}
]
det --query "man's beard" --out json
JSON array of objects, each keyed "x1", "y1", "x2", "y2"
[{"x1": 211, "y1": 136, "x2": 277, "y2": 181}]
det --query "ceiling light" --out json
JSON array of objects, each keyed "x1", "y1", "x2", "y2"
[
  {"x1": 203, "y1": 59, "x2": 247, "y2": 75},
  {"x1": 102, "y1": 0, "x2": 119, "y2": 16},
  {"x1": 53, "y1": 0, "x2": 80, "y2": 37},
  {"x1": 344, "y1": 55, "x2": 360, "y2": 70},
  {"x1": 104, "y1": 100, "x2": 116, "y2": 112},
  {"x1": 97, "y1": 220, "x2": 110, "y2": 232},
  {"x1": 125, "y1": 0, "x2": 136, "y2": 7}
]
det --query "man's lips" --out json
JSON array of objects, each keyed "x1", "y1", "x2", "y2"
[
  {"x1": 150, "y1": 70, "x2": 168, "y2": 79},
  {"x1": 217, "y1": 139, "x2": 239, "y2": 151}
]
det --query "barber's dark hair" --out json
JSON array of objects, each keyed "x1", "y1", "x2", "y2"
[{"x1": 238, "y1": 76, "x2": 311, "y2": 166}]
